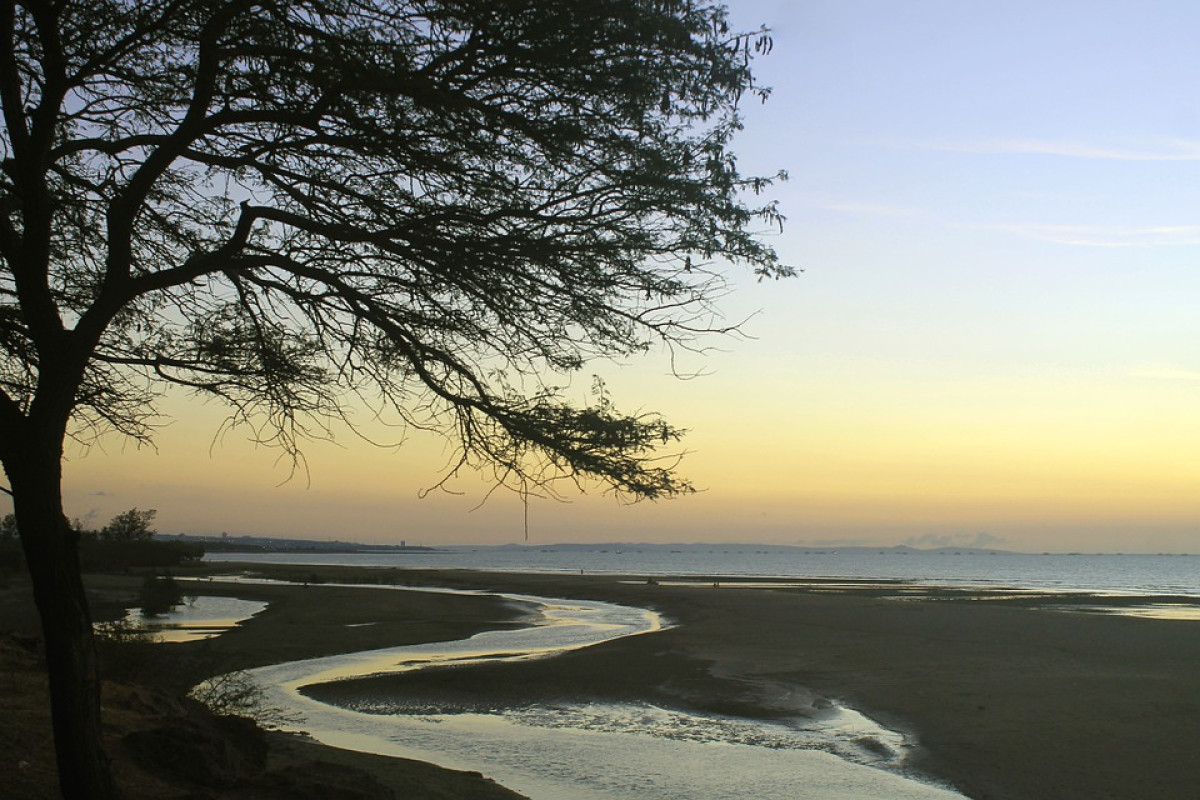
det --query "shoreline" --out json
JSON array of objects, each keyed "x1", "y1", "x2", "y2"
[
  {"x1": 198, "y1": 562, "x2": 1200, "y2": 800},
  {"x1": 201, "y1": 549, "x2": 1200, "y2": 598}
]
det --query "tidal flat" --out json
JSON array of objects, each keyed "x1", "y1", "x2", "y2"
[
  {"x1": 176, "y1": 564, "x2": 1200, "y2": 799},
  {"x1": 7, "y1": 563, "x2": 1199, "y2": 799}
]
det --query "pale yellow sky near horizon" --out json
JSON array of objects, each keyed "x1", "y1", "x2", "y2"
[
  {"x1": 52, "y1": 292, "x2": 1200, "y2": 554},
  {"x1": 7, "y1": 1, "x2": 1200, "y2": 555}
]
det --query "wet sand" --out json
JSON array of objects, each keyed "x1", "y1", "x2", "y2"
[{"x1": 52, "y1": 565, "x2": 1200, "y2": 799}]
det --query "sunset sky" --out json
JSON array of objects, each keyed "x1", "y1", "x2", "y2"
[{"x1": 16, "y1": 1, "x2": 1200, "y2": 553}]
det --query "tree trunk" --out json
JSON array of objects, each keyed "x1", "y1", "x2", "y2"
[{"x1": 10, "y1": 442, "x2": 122, "y2": 800}]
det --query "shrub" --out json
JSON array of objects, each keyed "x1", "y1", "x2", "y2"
[
  {"x1": 139, "y1": 574, "x2": 184, "y2": 617},
  {"x1": 80, "y1": 539, "x2": 204, "y2": 571},
  {"x1": 189, "y1": 671, "x2": 299, "y2": 729}
]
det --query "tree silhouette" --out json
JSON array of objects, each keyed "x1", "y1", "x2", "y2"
[
  {"x1": 99, "y1": 508, "x2": 157, "y2": 542},
  {"x1": 0, "y1": 1, "x2": 787, "y2": 796}
]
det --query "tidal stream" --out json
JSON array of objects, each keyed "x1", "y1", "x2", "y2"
[{"x1": 233, "y1": 581, "x2": 965, "y2": 799}]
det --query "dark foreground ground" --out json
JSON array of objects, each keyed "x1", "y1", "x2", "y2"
[
  {"x1": 0, "y1": 570, "x2": 530, "y2": 800},
  {"x1": 3, "y1": 563, "x2": 1199, "y2": 799}
]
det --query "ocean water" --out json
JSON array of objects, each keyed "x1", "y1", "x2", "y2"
[{"x1": 205, "y1": 547, "x2": 1200, "y2": 596}]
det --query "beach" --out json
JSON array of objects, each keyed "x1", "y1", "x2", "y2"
[{"x1": 4, "y1": 563, "x2": 1200, "y2": 799}]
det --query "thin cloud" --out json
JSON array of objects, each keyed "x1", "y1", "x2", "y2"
[
  {"x1": 930, "y1": 138, "x2": 1200, "y2": 162},
  {"x1": 811, "y1": 199, "x2": 927, "y2": 218},
  {"x1": 984, "y1": 222, "x2": 1200, "y2": 248},
  {"x1": 1130, "y1": 365, "x2": 1200, "y2": 382}
]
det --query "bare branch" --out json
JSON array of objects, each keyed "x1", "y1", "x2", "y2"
[{"x1": 0, "y1": 2, "x2": 28, "y2": 155}]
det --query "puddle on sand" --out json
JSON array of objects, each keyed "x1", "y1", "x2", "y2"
[
  {"x1": 120, "y1": 596, "x2": 268, "y2": 642},
  {"x1": 229, "y1": 584, "x2": 966, "y2": 800}
]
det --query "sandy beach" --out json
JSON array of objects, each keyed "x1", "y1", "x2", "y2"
[{"x1": 4, "y1": 563, "x2": 1199, "y2": 799}]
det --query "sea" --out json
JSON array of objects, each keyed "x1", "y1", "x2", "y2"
[{"x1": 204, "y1": 546, "x2": 1200, "y2": 596}]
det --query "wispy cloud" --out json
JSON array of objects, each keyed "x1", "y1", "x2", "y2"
[
  {"x1": 929, "y1": 138, "x2": 1200, "y2": 162},
  {"x1": 984, "y1": 222, "x2": 1200, "y2": 248},
  {"x1": 1130, "y1": 365, "x2": 1200, "y2": 382},
  {"x1": 810, "y1": 199, "x2": 927, "y2": 218}
]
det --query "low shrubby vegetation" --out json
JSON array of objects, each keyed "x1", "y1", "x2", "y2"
[
  {"x1": 80, "y1": 537, "x2": 204, "y2": 571},
  {"x1": 0, "y1": 508, "x2": 204, "y2": 573},
  {"x1": 189, "y1": 670, "x2": 300, "y2": 729},
  {"x1": 137, "y1": 573, "x2": 186, "y2": 617},
  {"x1": 0, "y1": 512, "x2": 21, "y2": 575}
]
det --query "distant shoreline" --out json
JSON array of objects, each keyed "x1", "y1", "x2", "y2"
[
  {"x1": 199, "y1": 548, "x2": 1200, "y2": 597},
  {"x1": 158, "y1": 532, "x2": 441, "y2": 554},
  {"x1": 160, "y1": 532, "x2": 1200, "y2": 558},
  {"x1": 198, "y1": 545, "x2": 441, "y2": 554}
]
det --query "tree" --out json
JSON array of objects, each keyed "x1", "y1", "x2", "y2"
[
  {"x1": 0, "y1": 511, "x2": 15, "y2": 541},
  {"x1": 0, "y1": 1, "x2": 788, "y2": 797},
  {"x1": 99, "y1": 507, "x2": 157, "y2": 542}
]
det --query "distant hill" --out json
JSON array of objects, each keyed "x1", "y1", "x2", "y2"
[{"x1": 156, "y1": 533, "x2": 437, "y2": 554}]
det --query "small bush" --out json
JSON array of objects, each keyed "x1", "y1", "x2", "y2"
[
  {"x1": 95, "y1": 618, "x2": 163, "y2": 683},
  {"x1": 189, "y1": 671, "x2": 300, "y2": 729},
  {"x1": 139, "y1": 574, "x2": 184, "y2": 617},
  {"x1": 95, "y1": 617, "x2": 159, "y2": 645}
]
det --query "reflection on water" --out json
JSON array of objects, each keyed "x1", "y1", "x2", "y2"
[
  {"x1": 123, "y1": 596, "x2": 268, "y2": 642},
  {"x1": 249, "y1": 593, "x2": 661, "y2": 686},
  {"x1": 1059, "y1": 603, "x2": 1200, "y2": 621},
  {"x1": 231, "y1": 583, "x2": 965, "y2": 800}
]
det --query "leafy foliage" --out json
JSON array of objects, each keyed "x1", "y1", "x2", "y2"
[
  {"x1": 99, "y1": 507, "x2": 157, "y2": 542},
  {"x1": 0, "y1": 0, "x2": 787, "y2": 499}
]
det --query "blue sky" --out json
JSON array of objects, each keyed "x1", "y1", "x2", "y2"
[{"x1": 698, "y1": 0, "x2": 1200, "y2": 552}]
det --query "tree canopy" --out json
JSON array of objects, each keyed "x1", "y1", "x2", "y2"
[
  {"x1": 98, "y1": 507, "x2": 157, "y2": 542},
  {"x1": 0, "y1": 0, "x2": 788, "y2": 501}
]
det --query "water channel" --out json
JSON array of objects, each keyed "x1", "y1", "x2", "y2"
[{"x1": 227, "y1": 581, "x2": 966, "y2": 800}]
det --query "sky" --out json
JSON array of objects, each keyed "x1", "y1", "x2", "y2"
[{"x1": 16, "y1": 1, "x2": 1200, "y2": 553}]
